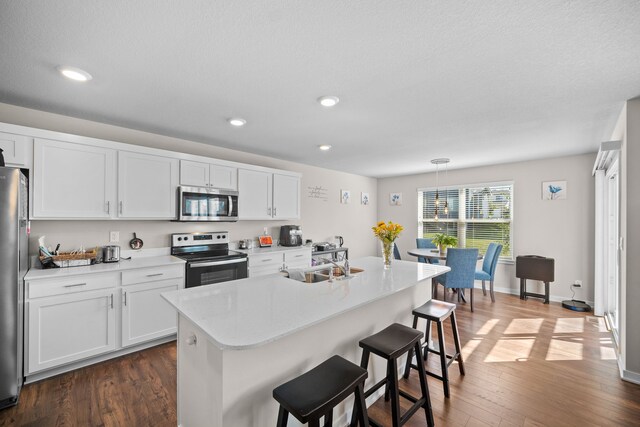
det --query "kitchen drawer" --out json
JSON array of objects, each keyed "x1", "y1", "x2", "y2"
[
  {"x1": 248, "y1": 253, "x2": 284, "y2": 269},
  {"x1": 284, "y1": 249, "x2": 311, "y2": 268},
  {"x1": 27, "y1": 272, "x2": 119, "y2": 299},
  {"x1": 121, "y1": 264, "x2": 184, "y2": 286},
  {"x1": 284, "y1": 249, "x2": 311, "y2": 262},
  {"x1": 248, "y1": 265, "x2": 283, "y2": 278}
]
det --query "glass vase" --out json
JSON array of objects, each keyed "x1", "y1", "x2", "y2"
[{"x1": 381, "y1": 241, "x2": 394, "y2": 269}]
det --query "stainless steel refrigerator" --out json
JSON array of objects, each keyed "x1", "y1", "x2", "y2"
[{"x1": 0, "y1": 167, "x2": 28, "y2": 409}]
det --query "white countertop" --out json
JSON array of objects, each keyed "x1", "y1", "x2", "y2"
[
  {"x1": 236, "y1": 245, "x2": 312, "y2": 255},
  {"x1": 24, "y1": 255, "x2": 185, "y2": 280},
  {"x1": 162, "y1": 256, "x2": 450, "y2": 350}
]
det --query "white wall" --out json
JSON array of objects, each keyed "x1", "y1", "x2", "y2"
[
  {"x1": 620, "y1": 98, "x2": 640, "y2": 380},
  {"x1": 0, "y1": 103, "x2": 378, "y2": 258},
  {"x1": 377, "y1": 154, "x2": 596, "y2": 303}
]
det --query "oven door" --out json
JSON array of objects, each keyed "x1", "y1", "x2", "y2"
[
  {"x1": 186, "y1": 258, "x2": 248, "y2": 288},
  {"x1": 178, "y1": 186, "x2": 239, "y2": 222}
]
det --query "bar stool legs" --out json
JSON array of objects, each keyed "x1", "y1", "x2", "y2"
[
  {"x1": 351, "y1": 323, "x2": 434, "y2": 427},
  {"x1": 404, "y1": 300, "x2": 465, "y2": 398}
]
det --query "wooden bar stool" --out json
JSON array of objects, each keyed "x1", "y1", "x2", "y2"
[
  {"x1": 403, "y1": 300, "x2": 465, "y2": 398},
  {"x1": 272, "y1": 355, "x2": 369, "y2": 427},
  {"x1": 351, "y1": 323, "x2": 434, "y2": 427}
]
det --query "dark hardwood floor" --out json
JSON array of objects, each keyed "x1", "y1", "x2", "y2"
[{"x1": 2, "y1": 292, "x2": 639, "y2": 426}]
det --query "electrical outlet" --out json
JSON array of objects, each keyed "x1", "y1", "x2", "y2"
[
  {"x1": 109, "y1": 231, "x2": 119, "y2": 243},
  {"x1": 573, "y1": 280, "x2": 582, "y2": 288}
]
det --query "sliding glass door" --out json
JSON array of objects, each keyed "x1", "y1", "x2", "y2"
[{"x1": 605, "y1": 160, "x2": 620, "y2": 340}]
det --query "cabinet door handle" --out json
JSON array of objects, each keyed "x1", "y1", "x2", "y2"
[
  {"x1": 106, "y1": 201, "x2": 110, "y2": 214},
  {"x1": 295, "y1": 254, "x2": 304, "y2": 258},
  {"x1": 261, "y1": 258, "x2": 273, "y2": 262},
  {"x1": 123, "y1": 291, "x2": 127, "y2": 306},
  {"x1": 146, "y1": 273, "x2": 164, "y2": 277},
  {"x1": 273, "y1": 207, "x2": 277, "y2": 216},
  {"x1": 110, "y1": 294, "x2": 114, "y2": 309},
  {"x1": 64, "y1": 282, "x2": 87, "y2": 288},
  {"x1": 119, "y1": 201, "x2": 123, "y2": 214},
  {"x1": 267, "y1": 207, "x2": 271, "y2": 216}
]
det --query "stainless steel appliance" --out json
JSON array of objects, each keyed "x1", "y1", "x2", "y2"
[
  {"x1": 177, "y1": 186, "x2": 239, "y2": 222},
  {"x1": 0, "y1": 167, "x2": 28, "y2": 409},
  {"x1": 313, "y1": 242, "x2": 336, "y2": 252},
  {"x1": 171, "y1": 232, "x2": 248, "y2": 288},
  {"x1": 279, "y1": 225, "x2": 302, "y2": 247},
  {"x1": 102, "y1": 245, "x2": 121, "y2": 263}
]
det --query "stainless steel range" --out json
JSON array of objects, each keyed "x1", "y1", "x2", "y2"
[{"x1": 171, "y1": 232, "x2": 248, "y2": 288}]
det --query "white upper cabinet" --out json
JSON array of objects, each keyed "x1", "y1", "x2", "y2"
[
  {"x1": 33, "y1": 138, "x2": 116, "y2": 218},
  {"x1": 211, "y1": 164, "x2": 237, "y2": 190},
  {"x1": 0, "y1": 131, "x2": 30, "y2": 167},
  {"x1": 24, "y1": 124, "x2": 298, "y2": 221},
  {"x1": 273, "y1": 173, "x2": 300, "y2": 219},
  {"x1": 180, "y1": 160, "x2": 237, "y2": 190},
  {"x1": 238, "y1": 169, "x2": 300, "y2": 220},
  {"x1": 238, "y1": 169, "x2": 273, "y2": 220},
  {"x1": 118, "y1": 151, "x2": 179, "y2": 219},
  {"x1": 180, "y1": 160, "x2": 210, "y2": 187}
]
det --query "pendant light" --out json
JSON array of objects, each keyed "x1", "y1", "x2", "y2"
[{"x1": 430, "y1": 158, "x2": 450, "y2": 221}]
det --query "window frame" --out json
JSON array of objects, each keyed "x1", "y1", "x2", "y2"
[{"x1": 417, "y1": 180, "x2": 514, "y2": 262}]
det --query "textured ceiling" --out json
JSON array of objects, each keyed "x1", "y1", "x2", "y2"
[{"x1": 1, "y1": 1, "x2": 639, "y2": 177}]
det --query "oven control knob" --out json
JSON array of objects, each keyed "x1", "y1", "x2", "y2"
[
  {"x1": 184, "y1": 237, "x2": 189, "y2": 240},
  {"x1": 177, "y1": 237, "x2": 182, "y2": 241},
  {"x1": 217, "y1": 235, "x2": 221, "y2": 239},
  {"x1": 222, "y1": 235, "x2": 226, "y2": 239}
]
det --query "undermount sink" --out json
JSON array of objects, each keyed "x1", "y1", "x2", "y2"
[{"x1": 284, "y1": 267, "x2": 364, "y2": 283}]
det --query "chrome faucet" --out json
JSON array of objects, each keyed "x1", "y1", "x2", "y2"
[{"x1": 319, "y1": 258, "x2": 350, "y2": 280}]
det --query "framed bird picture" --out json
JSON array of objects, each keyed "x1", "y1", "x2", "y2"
[{"x1": 542, "y1": 181, "x2": 567, "y2": 200}]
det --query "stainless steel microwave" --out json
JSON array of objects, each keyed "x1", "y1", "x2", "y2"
[{"x1": 177, "y1": 186, "x2": 239, "y2": 222}]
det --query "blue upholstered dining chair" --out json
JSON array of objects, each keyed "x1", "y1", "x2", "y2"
[
  {"x1": 416, "y1": 238, "x2": 439, "y2": 264},
  {"x1": 434, "y1": 248, "x2": 479, "y2": 312},
  {"x1": 393, "y1": 243, "x2": 401, "y2": 260},
  {"x1": 475, "y1": 243, "x2": 503, "y2": 303}
]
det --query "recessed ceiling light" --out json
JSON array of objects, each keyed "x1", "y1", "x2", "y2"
[
  {"x1": 318, "y1": 144, "x2": 332, "y2": 151},
  {"x1": 318, "y1": 96, "x2": 340, "y2": 107},
  {"x1": 57, "y1": 66, "x2": 92, "y2": 82},
  {"x1": 228, "y1": 118, "x2": 247, "y2": 127}
]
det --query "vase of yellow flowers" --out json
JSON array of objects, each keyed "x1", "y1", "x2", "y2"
[{"x1": 372, "y1": 221, "x2": 404, "y2": 269}]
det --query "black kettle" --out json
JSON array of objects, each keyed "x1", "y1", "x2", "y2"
[{"x1": 0, "y1": 148, "x2": 5, "y2": 167}]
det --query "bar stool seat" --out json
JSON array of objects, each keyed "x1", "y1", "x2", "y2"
[
  {"x1": 273, "y1": 355, "x2": 369, "y2": 426},
  {"x1": 352, "y1": 323, "x2": 434, "y2": 427},
  {"x1": 404, "y1": 299, "x2": 465, "y2": 398}
]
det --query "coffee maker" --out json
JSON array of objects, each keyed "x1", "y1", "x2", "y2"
[{"x1": 279, "y1": 225, "x2": 303, "y2": 246}]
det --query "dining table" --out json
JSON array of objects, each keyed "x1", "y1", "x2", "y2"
[
  {"x1": 406, "y1": 248, "x2": 484, "y2": 262},
  {"x1": 406, "y1": 248, "x2": 483, "y2": 302}
]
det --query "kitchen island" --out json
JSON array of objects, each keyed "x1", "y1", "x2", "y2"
[{"x1": 162, "y1": 256, "x2": 449, "y2": 427}]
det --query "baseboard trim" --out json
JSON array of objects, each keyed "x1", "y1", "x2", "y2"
[
  {"x1": 487, "y1": 285, "x2": 594, "y2": 306},
  {"x1": 25, "y1": 335, "x2": 176, "y2": 384},
  {"x1": 622, "y1": 369, "x2": 640, "y2": 385}
]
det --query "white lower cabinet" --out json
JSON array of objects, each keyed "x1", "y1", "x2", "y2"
[
  {"x1": 27, "y1": 288, "x2": 116, "y2": 374},
  {"x1": 121, "y1": 279, "x2": 180, "y2": 348},
  {"x1": 248, "y1": 248, "x2": 311, "y2": 277},
  {"x1": 24, "y1": 260, "x2": 185, "y2": 378},
  {"x1": 284, "y1": 249, "x2": 312, "y2": 270}
]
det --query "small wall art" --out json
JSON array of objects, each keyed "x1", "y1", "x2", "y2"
[
  {"x1": 341, "y1": 189, "x2": 351, "y2": 204},
  {"x1": 361, "y1": 192, "x2": 370, "y2": 205},
  {"x1": 307, "y1": 185, "x2": 328, "y2": 201},
  {"x1": 390, "y1": 192, "x2": 402, "y2": 206},
  {"x1": 542, "y1": 180, "x2": 567, "y2": 200}
]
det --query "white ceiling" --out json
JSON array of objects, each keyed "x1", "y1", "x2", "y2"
[{"x1": 1, "y1": 1, "x2": 639, "y2": 177}]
